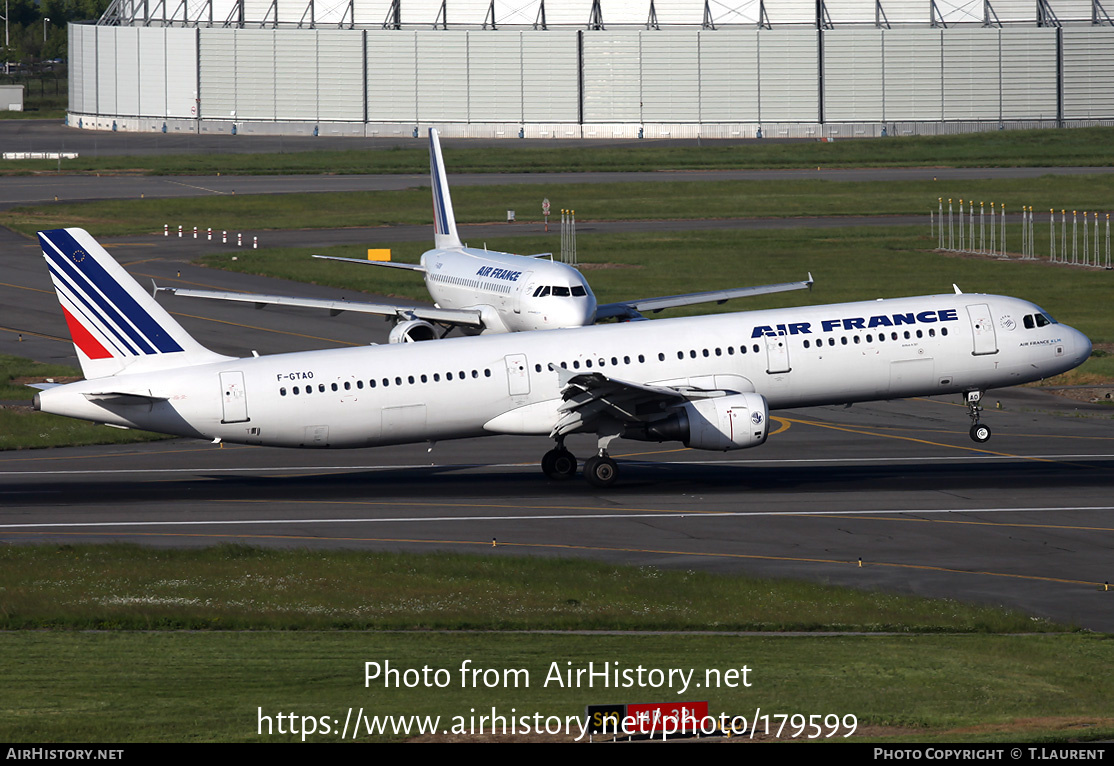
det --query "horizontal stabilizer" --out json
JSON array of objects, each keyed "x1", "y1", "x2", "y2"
[{"x1": 83, "y1": 391, "x2": 168, "y2": 406}]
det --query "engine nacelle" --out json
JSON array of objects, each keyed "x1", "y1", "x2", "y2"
[
  {"x1": 626, "y1": 393, "x2": 770, "y2": 451},
  {"x1": 388, "y1": 319, "x2": 438, "y2": 344}
]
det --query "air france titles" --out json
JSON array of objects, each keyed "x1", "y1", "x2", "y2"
[
  {"x1": 475, "y1": 266, "x2": 522, "y2": 282},
  {"x1": 751, "y1": 308, "x2": 960, "y2": 339}
]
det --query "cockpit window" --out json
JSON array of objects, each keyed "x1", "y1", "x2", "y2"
[
  {"x1": 571, "y1": 285, "x2": 587, "y2": 297},
  {"x1": 533, "y1": 286, "x2": 551, "y2": 297},
  {"x1": 552, "y1": 286, "x2": 571, "y2": 297},
  {"x1": 1024, "y1": 312, "x2": 1057, "y2": 329}
]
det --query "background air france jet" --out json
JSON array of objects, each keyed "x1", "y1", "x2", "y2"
[
  {"x1": 157, "y1": 129, "x2": 812, "y2": 343},
  {"x1": 35, "y1": 227, "x2": 1091, "y2": 487}
]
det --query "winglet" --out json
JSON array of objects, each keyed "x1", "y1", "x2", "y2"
[
  {"x1": 429, "y1": 129, "x2": 463, "y2": 250},
  {"x1": 953, "y1": 284, "x2": 963, "y2": 294}
]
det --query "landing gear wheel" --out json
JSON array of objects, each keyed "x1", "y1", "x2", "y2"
[
  {"x1": 584, "y1": 455, "x2": 619, "y2": 488},
  {"x1": 541, "y1": 448, "x2": 577, "y2": 480},
  {"x1": 970, "y1": 424, "x2": 991, "y2": 443}
]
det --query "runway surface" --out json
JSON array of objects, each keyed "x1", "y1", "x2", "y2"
[{"x1": 2, "y1": 132, "x2": 1112, "y2": 632}]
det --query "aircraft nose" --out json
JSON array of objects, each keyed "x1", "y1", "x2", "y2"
[{"x1": 1073, "y1": 326, "x2": 1093, "y2": 366}]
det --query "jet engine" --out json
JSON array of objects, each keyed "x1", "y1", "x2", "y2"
[
  {"x1": 626, "y1": 393, "x2": 770, "y2": 451},
  {"x1": 388, "y1": 319, "x2": 438, "y2": 343}
]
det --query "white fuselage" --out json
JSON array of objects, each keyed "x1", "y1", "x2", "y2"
[
  {"x1": 35, "y1": 293, "x2": 1091, "y2": 451},
  {"x1": 420, "y1": 246, "x2": 596, "y2": 333}
]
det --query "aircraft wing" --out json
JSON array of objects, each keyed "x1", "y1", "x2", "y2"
[
  {"x1": 154, "y1": 286, "x2": 484, "y2": 329},
  {"x1": 549, "y1": 367, "x2": 721, "y2": 439},
  {"x1": 595, "y1": 274, "x2": 814, "y2": 321},
  {"x1": 311, "y1": 255, "x2": 426, "y2": 272}
]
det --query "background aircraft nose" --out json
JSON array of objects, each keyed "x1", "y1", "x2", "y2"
[{"x1": 1073, "y1": 326, "x2": 1093, "y2": 366}]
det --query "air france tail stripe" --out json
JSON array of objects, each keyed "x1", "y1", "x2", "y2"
[
  {"x1": 40, "y1": 231, "x2": 161, "y2": 354},
  {"x1": 46, "y1": 262, "x2": 140, "y2": 356},
  {"x1": 60, "y1": 306, "x2": 113, "y2": 360},
  {"x1": 44, "y1": 247, "x2": 150, "y2": 355},
  {"x1": 430, "y1": 142, "x2": 449, "y2": 237},
  {"x1": 40, "y1": 230, "x2": 184, "y2": 354}
]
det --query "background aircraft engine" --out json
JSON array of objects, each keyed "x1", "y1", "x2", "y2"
[
  {"x1": 388, "y1": 319, "x2": 438, "y2": 343},
  {"x1": 629, "y1": 393, "x2": 770, "y2": 451}
]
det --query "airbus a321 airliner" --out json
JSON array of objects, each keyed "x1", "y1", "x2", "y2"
[
  {"x1": 155, "y1": 128, "x2": 812, "y2": 342},
  {"x1": 33, "y1": 227, "x2": 1090, "y2": 486}
]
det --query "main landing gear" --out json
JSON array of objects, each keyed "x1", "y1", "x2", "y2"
[
  {"x1": 541, "y1": 442, "x2": 577, "y2": 480},
  {"x1": 583, "y1": 453, "x2": 619, "y2": 488},
  {"x1": 541, "y1": 435, "x2": 620, "y2": 487},
  {"x1": 966, "y1": 390, "x2": 992, "y2": 443}
]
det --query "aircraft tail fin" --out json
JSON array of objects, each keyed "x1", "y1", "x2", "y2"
[
  {"x1": 429, "y1": 128, "x2": 463, "y2": 250},
  {"x1": 38, "y1": 227, "x2": 233, "y2": 379}
]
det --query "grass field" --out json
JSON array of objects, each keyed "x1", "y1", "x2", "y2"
[
  {"x1": 2, "y1": 125, "x2": 1114, "y2": 175},
  {"x1": 8, "y1": 173, "x2": 1114, "y2": 237},
  {"x1": 2, "y1": 544, "x2": 1112, "y2": 743}
]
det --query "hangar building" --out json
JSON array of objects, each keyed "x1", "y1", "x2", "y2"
[{"x1": 69, "y1": 0, "x2": 1114, "y2": 137}]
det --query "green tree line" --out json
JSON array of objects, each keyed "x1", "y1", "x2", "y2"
[{"x1": 2, "y1": 0, "x2": 110, "y2": 67}]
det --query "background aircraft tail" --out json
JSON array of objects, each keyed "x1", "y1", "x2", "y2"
[
  {"x1": 429, "y1": 128, "x2": 463, "y2": 250},
  {"x1": 38, "y1": 227, "x2": 233, "y2": 379}
]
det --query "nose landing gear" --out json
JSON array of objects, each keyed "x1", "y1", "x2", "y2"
[{"x1": 966, "y1": 391, "x2": 992, "y2": 443}]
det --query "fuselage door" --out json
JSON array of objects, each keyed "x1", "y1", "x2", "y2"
[
  {"x1": 219, "y1": 371, "x2": 250, "y2": 423},
  {"x1": 966, "y1": 304, "x2": 999, "y2": 356},
  {"x1": 505, "y1": 353, "x2": 531, "y2": 396},
  {"x1": 765, "y1": 334, "x2": 791, "y2": 374},
  {"x1": 513, "y1": 271, "x2": 534, "y2": 315}
]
